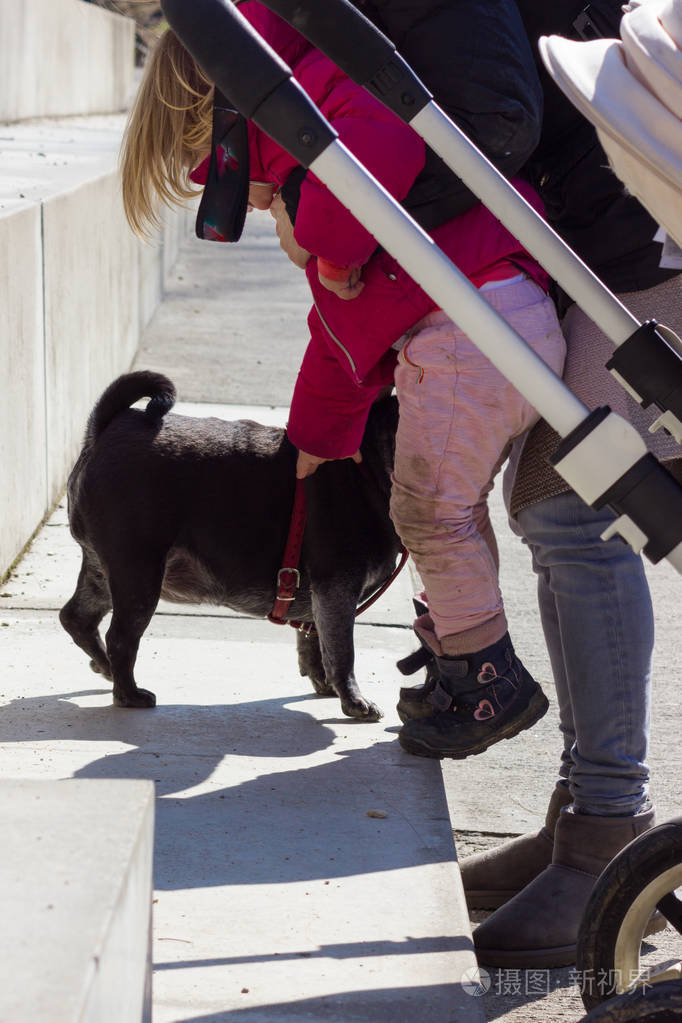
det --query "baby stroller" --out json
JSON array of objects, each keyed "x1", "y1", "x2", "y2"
[{"x1": 161, "y1": 0, "x2": 682, "y2": 1017}]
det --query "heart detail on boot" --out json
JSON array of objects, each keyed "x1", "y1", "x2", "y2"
[
  {"x1": 474, "y1": 699, "x2": 496, "y2": 721},
  {"x1": 477, "y1": 662, "x2": 499, "y2": 685}
]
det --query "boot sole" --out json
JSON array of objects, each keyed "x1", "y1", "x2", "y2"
[
  {"x1": 474, "y1": 910, "x2": 665, "y2": 969},
  {"x1": 475, "y1": 941, "x2": 576, "y2": 969},
  {"x1": 398, "y1": 691, "x2": 549, "y2": 759}
]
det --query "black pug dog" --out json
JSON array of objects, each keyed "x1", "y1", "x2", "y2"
[{"x1": 60, "y1": 371, "x2": 403, "y2": 720}]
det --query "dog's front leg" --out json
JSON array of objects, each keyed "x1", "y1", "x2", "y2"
[{"x1": 312, "y1": 584, "x2": 382, "y2": 721}]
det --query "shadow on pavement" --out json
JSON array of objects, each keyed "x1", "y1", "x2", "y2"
[
  {"x1": 172, "y1": 981, "x2": 474, "y2": 1022},
  {"x1": 74, "y1": 738, "x2": 448, "y2": 887}
]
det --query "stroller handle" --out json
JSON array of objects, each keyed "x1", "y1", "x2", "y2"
[{"x1": 261, "y1": 0, "x2": 432, "y2": 120}]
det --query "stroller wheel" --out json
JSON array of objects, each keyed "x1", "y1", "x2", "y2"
[
  {"x1": 576, "y1": 979, "x2": 682, "y2": 1022},
  {"x1": 577, "y1": 818, "x2": 682, "y2": 1013}
]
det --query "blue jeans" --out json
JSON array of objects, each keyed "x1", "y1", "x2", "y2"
[{"x1": 514, "y1": 491, "x2": 652, "y2": 816}]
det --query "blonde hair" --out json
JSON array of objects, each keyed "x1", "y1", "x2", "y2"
[{"x1": 120, "y1": 29, "x2": 214, "y2": 237}]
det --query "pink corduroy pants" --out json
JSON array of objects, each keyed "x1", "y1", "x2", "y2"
[{"x1": 390, "y1": 277, "x2": 566, "y2": 651}]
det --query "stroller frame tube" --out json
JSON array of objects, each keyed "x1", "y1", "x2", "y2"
[
  {"x1": 410, "y1": 103, "x2": 640, "y2": 347},
  {"x1": 312, "y1": 140, "x2": 682, "y2": 571}
]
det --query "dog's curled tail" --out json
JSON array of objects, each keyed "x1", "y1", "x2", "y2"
[{"x1": 87, "y1": 371, "x2": 176, "y2": 442}]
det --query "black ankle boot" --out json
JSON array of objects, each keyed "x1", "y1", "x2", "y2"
[{"x1": 398, "y1": 632, "x2": 548, "y2": 759}]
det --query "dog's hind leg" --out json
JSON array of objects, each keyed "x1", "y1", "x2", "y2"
[
  {"x1": 296, "y1": 629, "x2": 335, "y2": 696},
  {"x1": 60, "y1": 547, "x2": 113, "y2": 679},
  {"x1": 104, "y1": 555, "x2": 165, "y2": 708},
  {"x1": 312, "y1": 584, "x2": 383, "y2": 721}
]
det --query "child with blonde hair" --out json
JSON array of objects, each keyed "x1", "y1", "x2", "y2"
[{"x1": 120, "y1": 2, "x2": 566, "y2": 759}]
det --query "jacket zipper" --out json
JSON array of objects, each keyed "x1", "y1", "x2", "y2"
[{"x1": 313, "y1": 300, "x2": 360, "y2": 382}]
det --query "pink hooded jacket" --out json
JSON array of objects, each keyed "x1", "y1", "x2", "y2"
[{"x1": 198, "y1": 3, "x2": 549, "y2": 458}]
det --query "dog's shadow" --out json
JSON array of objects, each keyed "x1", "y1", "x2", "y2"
[
  {"x1": 0, "y1": 686, "x2": 335, "y2": 767},
  {"x1": 73, "y1": 736, "x2": 443, "y2": 888},
  {"x1": 165, "y1": 980, "x2": 471, "y2": 1023},
  {"x1": 0, "y1": 687, "x2": 440, "y2": 887}
]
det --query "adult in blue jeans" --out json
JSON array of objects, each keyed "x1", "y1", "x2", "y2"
[
  {"x1": 396, "y1": 0, "x2": 682, "y2": 968},
  {"x1": 463, "y1": 279, "x2": 682, "y2": 969}
]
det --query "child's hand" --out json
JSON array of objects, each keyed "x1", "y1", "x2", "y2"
[
  {"x1": 269, "y1": 193, "x2": 311, "y2": 269},
  {"x1": 318, "y1": 265, "x2": 365, "y2": 300},
  {"x1": 296, "y1": 449, "x2": 362, "y2": 479}
]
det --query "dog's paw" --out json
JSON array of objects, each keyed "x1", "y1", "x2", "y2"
[
  {"x1": 341, "y1": 697, "x2": 383, "y2": 722},
  {"x1": 113, "y1": 686, "x2": 157, "y2": 708},
  {"x1": 310, "y1": 676, "x2": 336, "y2": 697},
  {"x1": 89, "y1": 658, "x2": 113, "y2": 681}
]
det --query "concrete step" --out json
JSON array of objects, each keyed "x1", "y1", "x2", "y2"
[{"x1": 0, "y1": 778, "x2": 154, "y2": 1022}]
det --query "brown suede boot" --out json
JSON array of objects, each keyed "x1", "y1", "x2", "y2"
[
  {"x1": 461, "y1": 783, "x2": 573, "y2": 909},
  {"x1": 473, "y1": 805, "x2": 656, "y2": 968}
]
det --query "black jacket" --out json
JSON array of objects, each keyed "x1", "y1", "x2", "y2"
[
  {"x1": 362, "y1": 0, "x2": 675, "y2": 302},
  {"x1": 356, "y1": 0, "x2": 544, "y2": 229},
  {"x1": 516, "y1": 0, "x2": 677, "y2": 306}
]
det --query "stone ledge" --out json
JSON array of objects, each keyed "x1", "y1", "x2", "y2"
[
  {"x1": 0, "y1": 114, "x2": 195, "y2": 578},
  {"x1": 0, "y1": 779, "x2": 154, "y2": 1022}
]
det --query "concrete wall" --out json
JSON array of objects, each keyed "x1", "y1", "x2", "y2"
[
  {"x1": 0, "y1": 0, "x2": 135, "y2": 122},
  {"x1": 0, "y1": 120, "x2": 195, "y2": 578},
  {"x1": 0, "y1": 205, "x2": 48, "y2": 570},
  {"x1": 0, "y1": 0, "x2": 196, "y2": 579},
  {"x1": 43, "y1": 173, "x2": 145, "y2": 504}
]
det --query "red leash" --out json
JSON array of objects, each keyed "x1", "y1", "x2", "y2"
[
  {"x1": 267, "y1": 478, "x2": 308, "y2": 626},
  {"x1": 268, "y1": 477, "x2": 408, "y2": 632}
]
